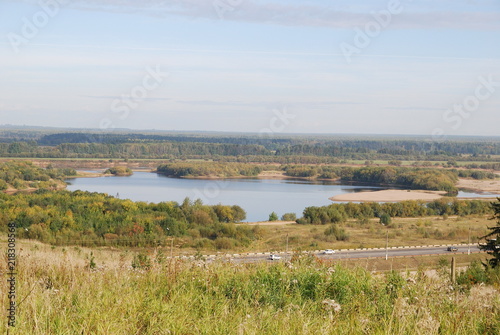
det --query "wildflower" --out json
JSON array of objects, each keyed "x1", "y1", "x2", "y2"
[{"x1": 322, "y1": 299, "x2": 341, "y2": 312}]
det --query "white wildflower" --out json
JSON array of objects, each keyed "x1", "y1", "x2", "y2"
[{"x1": 322, "y1": 299, "x2": 341, "y2": 312}]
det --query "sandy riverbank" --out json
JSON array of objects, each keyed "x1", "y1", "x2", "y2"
[
  {"x1": 457, "y1": 178, "x2": 500, "y2": 194},
  {"x1": 330, "y1": 189, "x2": 446, "y2": 202}
]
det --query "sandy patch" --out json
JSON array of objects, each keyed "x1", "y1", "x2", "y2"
[
  {"x1": 457, "y1": 178, "x2": 500, "y2": 194},
  {"x1": 257, "y1": 170, "x2": 288, "y2": 179},
  {"x1": 330, "y1": 189, "x2": 445, "y2": 202},
  {"x1": 242, "y1": 221, "x2": 296, "y2": 226}
]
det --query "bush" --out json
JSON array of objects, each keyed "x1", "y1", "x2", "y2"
[
  {"x1": 456, "y1": 261, "x2": 488, "y2": 290},
  {"x1": 324, "y1": 225, "x2": 349, "y2": 241},
  {"x1": 379, "y1": 213, "x2": 391, "y2": 225},
  {"x1": 281, "y1": 213, "x2": 297, "y2": 221}
]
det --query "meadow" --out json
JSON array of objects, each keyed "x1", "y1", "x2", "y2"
[{"x1": 1, "y1": 239, "x2": 499, "y2": 335}]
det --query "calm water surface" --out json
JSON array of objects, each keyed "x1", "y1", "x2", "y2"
[
  {"x1": 66, "y1": 172, "x2": 383, "y2": 222},
  {"x1": 66, "y1": 172, "x2": 499, "y2": 222}
]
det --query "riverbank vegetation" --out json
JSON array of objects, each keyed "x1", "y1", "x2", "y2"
[
  {"x1": 0, "y1": 189, "x2": 495, "y2": 251},
  {"x1": 1, "y1": 239, "x2": 499, "y2": 334},
  {"x1": 298, "y1": 199, "x2": 493, "y2": 225},
  {"x1": 0, "y1": 190, "x2": 252, "y2": 249},
  {"x1": 157, "y1": 161, "x2": 496, "y2": 195},
  {"x1": 0, "y1": 161, "x2": 76, "y2": 191},
  {"x1": 103, "y1": 166, "x2": 133, "y2": 176},
  {"x1": 157, "y1": 162, "x2": 264, "y2": 178}
]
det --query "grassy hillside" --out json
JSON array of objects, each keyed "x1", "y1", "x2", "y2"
[{"x1": 1, "y1": 240, "x2": 499, "y2": 334}]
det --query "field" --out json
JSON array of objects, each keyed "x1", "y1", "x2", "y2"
[
  {"x1": 1, "y1": 239, "x2": 499, "y2": 334},
  {"x1": 236, "y1": 215, "x2": 491, "y2": 255}
]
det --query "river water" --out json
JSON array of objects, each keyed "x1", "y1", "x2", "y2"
[{"x1": 66, "y1": 172, "x2": 498, "y2": 222}]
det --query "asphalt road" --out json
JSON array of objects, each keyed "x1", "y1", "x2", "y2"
[{"x1": 230, "y1": 245, "x2": 481, "y2": 264}]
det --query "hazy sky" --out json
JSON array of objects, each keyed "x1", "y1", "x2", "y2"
[{"x1": 1, "y1": 0, "x2": 499, "y2": 136}]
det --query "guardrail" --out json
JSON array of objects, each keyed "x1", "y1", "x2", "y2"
[{"x1": 167, "y1": 244, "x2": 476, "y2": 260}]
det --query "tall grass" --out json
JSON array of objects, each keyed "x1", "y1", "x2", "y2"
[{"x1": 1, "y1": 242, "x2": 499, "y2": 334}]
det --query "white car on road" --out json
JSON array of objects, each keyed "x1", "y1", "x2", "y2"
[
  {"x1": 323, "y1": 249, "x2": 335, "y2": 254},
  {"x1": 269, "y1": 254, "x2": 281, "y2": 260}
]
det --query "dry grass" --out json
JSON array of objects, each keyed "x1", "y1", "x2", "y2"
[
  {"x1": 234, "y1": 215, "x2": 492, "y2": 254},
  {"x1": 1, "y1": 240, "x2": 499, "y2": 334}
]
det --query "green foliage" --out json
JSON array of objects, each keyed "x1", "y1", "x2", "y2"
[
  {"x1": 0, "y1": 191, "x2": 252, "y2": 247},
  {"x1": 385, "y1": 270, "x2": 406, "y2": 300},
  {"x1": 281, "y1": 213, "x2": 297, "y2": 221},
  {"x1": 104, "y1": 166, "x2": 132, "y2": 176},
  {"x1": 479, "y1": 198, "x2": 500, "y2": 268},
  {"x1": 3, "y1": 131, "x2": 500, "y2": 165},
  {"x1": 86, "y1": 252, "x2": 96, "y2": 270},
  {"x1": 157, "y1": 162, "x2": 262, "y2": 178},
  {"x1": 269, "y1": 212, "x2": 279, "y2": 221},
  {"x1": 324, "y1": 224, "x2": 349, "y2": 241},
  {"x1": 298, "y1": 199, "x2": 492, "y2": 224},
  {"x1": 379, "y1": 213, "x2": 392, "y2": 225},
  {"x1": 301, "y1": 206, "x2": 347, "y2": 225},
  {"x1": 0, "y1": 161, "x2": 72, "y2": 191},
  {"x1": 339, "y1": 166, "x2": 459, "y2": 194},
  {"x1": 456, "y1": 261, "x2": 489, "y2": 289}
]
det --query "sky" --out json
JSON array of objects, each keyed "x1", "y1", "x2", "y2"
[{"x1": 0, "y1": 0, "x2": 499, "y2": 137}]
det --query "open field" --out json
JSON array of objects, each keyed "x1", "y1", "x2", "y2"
[{"x1": 236, "y1": 215, "x2": 492, "y2": 254}]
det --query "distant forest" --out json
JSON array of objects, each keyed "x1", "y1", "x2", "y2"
[{"x1": 1, "y1": 130, "x2": 500, "y2": 163}]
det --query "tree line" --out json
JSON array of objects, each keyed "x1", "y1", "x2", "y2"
[
  {"x1": 157, "y1": 162, "x2": 264, "y2": 178},
  {"x1": 298, "y1": 199, "x2": 493, "y2": 225},
  {"x1": 0, "y1": 190, "x2": 253, "y2": 249},
  {"x1": 2, "y1": 131, "x2": 500, "y2": 162}
]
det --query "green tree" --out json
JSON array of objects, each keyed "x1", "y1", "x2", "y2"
[
  {"x1": 379, "y1": 213, "x2": 392, "y2": 225},
  {"x1": 269, "y1": 212, "x2": 278, "y2": 222},
  {"x1": 479, "y1": 199, "x2": 500, "y2": 268}
]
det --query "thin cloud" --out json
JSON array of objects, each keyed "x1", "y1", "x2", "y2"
[
  {"x1": 13, "y1": 0, "x2": 500, "y2": 30},
  {"x1": 83, "y1": 95, "x2": 171, "y2": 102},
  {"x1": 175, "y1": 99, "x2": 366, "y2": 108}
]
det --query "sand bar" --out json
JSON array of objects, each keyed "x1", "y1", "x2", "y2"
[
  {"x1": 330, "y1": 189, "x2": 445, "y2": 202},
  {"x1": 457, "y1": 178, "x2": 500, "y2": 194}
]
